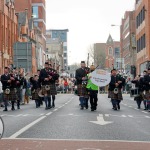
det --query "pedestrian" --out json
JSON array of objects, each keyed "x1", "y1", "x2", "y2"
[
  {"x1": 131, "y1": 75, "x2": 144, "y2": 109},
  {"x1": 143, "y1": 68, "x2": 150, "y2": 112},
  {"x1": 1, "y1": 67, "x2": 18, "y2": 111},
  {"x1": 86, "y1": 65, "x2": 98, "y2": 111},
  {"x1": 75, "y1": 61, "x2": 90, "y2": 110},
  {"x1": 64, "y1": 78, "x2": 68, "y2": 93},
  {"x1": 108, "y1": 68, "x2": 125, "y2": 110},
  {"x1": 39, "y1": 62, "x2": 51, "y2": 110},
  {"x1": 30, "y1": 75, "x2": 41, "y2": 108}
]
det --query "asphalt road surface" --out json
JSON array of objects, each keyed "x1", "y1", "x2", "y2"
[{"x1": 0, "y1": 94, "x2": 150, "y2": 150}]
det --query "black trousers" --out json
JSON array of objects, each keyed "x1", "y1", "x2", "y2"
[{"x1": 89, "y1": 90, "x2": 98, "y2": 109}]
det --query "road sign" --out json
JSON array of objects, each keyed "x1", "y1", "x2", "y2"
[{"x1": 91, "y1": 69, "x2": 111, "y2": 87}]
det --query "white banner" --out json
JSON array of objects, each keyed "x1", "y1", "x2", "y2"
[{"x1": 91, "y1": 69, "x2": 111, "y2": 87}]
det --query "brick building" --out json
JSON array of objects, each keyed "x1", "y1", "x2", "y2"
[
  {"x1": 135, "y1": 0, "x2": 150, "y2": 74},
  {"x1": 120, "y1": 11, "x2": 136, "y2": 76},
  {"x1": 14, "y1": 0, "x2": 46, "y2": 70},
  {"x1": 105, "y1": 35, "x2": 121, "y2": 71},
  {"x1": 93, "y1": 35, "x2": 120, "y2": 71},
  {"x1": 0, "y1": 0, "x2": 18, "y2": 74}
]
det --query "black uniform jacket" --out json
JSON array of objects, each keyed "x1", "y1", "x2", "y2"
[
  {"x1": 1, "y1": 74, "x2": 11, "y2": 90},
  {"x1": 109, "y1": 75, "x2": 125, "y2": 91},
  {"x1": 75, "y1": 67, "x2": 89, "y2": 85},
  {"x1": 144, "y1": 74, "x2": 150, "y2": 91}
]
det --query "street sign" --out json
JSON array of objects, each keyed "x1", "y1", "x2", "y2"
[{"x1": 91, "y1": 69, "x2": 111, "y2": 87}]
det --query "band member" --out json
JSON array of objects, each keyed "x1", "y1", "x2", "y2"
[
  {"x1": 48, "y1": 64, "x2": 59, "y2": 108},
  {"x1": 144, "y1": 68, "x2": 150, "y2": 112},
  {"x1": 141, "y1": 70, "x2": 148, "y2": 110},
  {"x1": 1, "y1": 67, "x2": 18, "y2": 111},
  {"x1": 131, "y1": 75, "x2": 144, "y2": 109},
  {"x1": 30, "y1": 75, "x2": 41, "y2": 108},
  {"x1": 108, "y1": 68, "x2": 125, "y2": 110},
  {"x1": 86, "y1": 65, "x2": 98, "y2": 111},
  {"x1": 39, "y1": 62, "x2": 52, "y2": 110},
  {"x1": 75, "y1": 61, "x2": 89, "y2": 110}
]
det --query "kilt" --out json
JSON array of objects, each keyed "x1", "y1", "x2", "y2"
[
  {"x1": 108, "y1": 89, "x2": 123, "y2": 100},
  {"x1": 41, "y1": 84, "x2": 57, "y2": 96},
  {"x1": 144, "y1": 91, "x2": 150, "y2": 101},
  {"x1": 3, "y1": 88, "x2": 18, "y2": 101},
  {"x1": 16, "y1": 88, "x2": 22, "y2": 100},
  {"x1": 49, "y1": 83, "x2": 57, "y2": 95},
  {"x1": 32, "y1": 88, "x2": 40, "y2": 100},
  {"x1": 77, "y1": 84, "x2": 88, "y2": 97}
]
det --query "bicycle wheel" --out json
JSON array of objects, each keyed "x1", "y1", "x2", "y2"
[{"x1": 0, "y1": 116, "x2": 4, "y2": 139}]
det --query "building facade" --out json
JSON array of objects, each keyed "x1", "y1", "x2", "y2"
[
  {"x1": 120, "y1": 11, "x2": 136, "y2": 76},
  {"x1": 105, "y1": 35, "x2": 121, "y2": 71},
  {"x1": 135, "y1": 0, "x2": 150, "y2": 74},
  {"x1": 14, "y1": 0, "x2": 46, "y2": 70},
  {"x1": 46, "y1": 29, "x2": 69, "y2": 71},
  {"x1": 0, "y1": 0, "x2": 18, "y2": 74}
]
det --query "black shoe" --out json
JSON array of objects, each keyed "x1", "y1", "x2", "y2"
[
  {"x1": 80, "y1": 107, "x2": 84, "y2": 110},
  {"x1": 91, "y1": 109, "x2": 94, "y2": 111},
  {"x1": 85, "y1": 106, "x2": 88, "y2": 109},
  {"x1": 45, "y1": 107, "x2": 48, "y2": 110},
  {"x1": 17, "y1": 106, "x2": 20, "y2": 109},
  {"x1": 48, "y1": 106, "x2": 51, "y2": 109},
  {"x1": 3, "y1": 108, "x2": 8, "y2": 111},
  {"x1": 11, "y1": 107, "x2": 15, "y2": 111},
  {"x1": 144, "y1": 108, "x2": 148, "y2": 110},
  {"x1": 114, "y1": 108, "x2": 117, "y2": 111}
]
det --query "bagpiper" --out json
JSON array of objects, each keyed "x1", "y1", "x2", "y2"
[
  {"x1": 75, "y1": 61, "x2": 90, "y2": 110},
  {"x1": 144, "y1": 68, "x2": 150, "y2": 112},
  {"x1": 48, "y1": 64, "x2": 59, "y2": 108},
  {"x1": 30, "y1": 75, "x2": 41, "y2": 108},
  {"x1": 39, "y1": 62, "x2": 51, "y2": 110},
  {"x1": 1, "y1": 67, "x2": 18, "y2": 111},
  {"x1": 108, "y1": 68, "x2": 125, "y2": 110}
]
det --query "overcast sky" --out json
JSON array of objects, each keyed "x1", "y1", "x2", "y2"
[{"x1": 46, "y1": 0, "x2": 135, "y2": 65}]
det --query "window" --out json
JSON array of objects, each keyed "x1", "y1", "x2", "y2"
[
  {"x1": 32, "y1": 6, "x2": 39, "y2": 18},
  {"x1": 137, "y1": 34, "x2": 146, "y2": 53},
  {"x1": 34, "y1": 22, "x2": 38, "y2": 27},
  {"x1": 108, "y1": 47, "x2": 113, "y2": 55},
  {"x1": 136, "y1": 6, "x2": 145, "y2": 28}
]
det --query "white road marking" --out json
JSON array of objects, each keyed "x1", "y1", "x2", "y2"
[
  {"x1": 128, "y1": 106, "x2": 133, "y2": 108},
  {"x1": 121, "y1": 115, "x2": 127, "y2": 117},
  {"x1": 9, "y1": 116, "x2": 46, "y2": 139},
  {"x1": 0, "y1": 115, "x2": 5, "y2": 117},
  {"x1": 124, "y1": 104, "x2": 127, "y2": 106},
  {"x1": 16, "y1": 114, "x2": 23, "y2": 117},
  {"x1": 46, "y1": 112, "x2": 52, "y2": 116},
  {"x1": 128, "y1": 115, "x2": 133, "y2": 118},
  {"x1": 105, "y1": 114, "x2": 110, "y2": 117},
  {"x1": 22, "y1": 114, "x2": 29, "y2": 117},
  {"x1": 134, "y1": 108, "x2": 139, "y2": 110},
  {"x1": 53, "y1": 109, "x2": 58, "y2": 112},
  {"x1": 40, "y1": 113, "x2": 45, "y2": 116},
  {"x1": 142, "y1": 111, "x2": 148, "y2": 114},
  {"x1": 145, "y1": 116, "x2": 150, "y2": 118}
]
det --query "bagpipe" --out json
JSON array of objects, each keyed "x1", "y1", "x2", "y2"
[{"x1": 82, "y1": 67, "x2": 90, "y2": 87}]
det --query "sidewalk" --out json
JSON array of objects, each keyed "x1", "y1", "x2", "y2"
[{"x1": 1, "y1": 139, "x2": 150, "y2": 150}]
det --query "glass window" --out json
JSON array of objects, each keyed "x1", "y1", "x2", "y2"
[
  {"x1": 32, "y1": 6, "x2": 39, "y2": 18},
  {"x1": 108, "y1": 47, "x2": 113, "y2": 55}
]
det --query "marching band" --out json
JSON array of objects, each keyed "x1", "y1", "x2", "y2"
[{"x1": 1, "y1": 61, "x2": 150, "y2": 113}]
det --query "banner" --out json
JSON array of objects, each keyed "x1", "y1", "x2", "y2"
[{"x1": 91, "y1": 69, "x2": 111, "y2": 87}]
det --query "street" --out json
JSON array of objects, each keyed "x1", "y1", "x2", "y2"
[{"x1": 0, "y1": 94, "x2": 150, "y2": 149}]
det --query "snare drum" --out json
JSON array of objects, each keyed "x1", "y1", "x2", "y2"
[{"x1": 130, "y1": 88, "x2": 140, "y2": 97}]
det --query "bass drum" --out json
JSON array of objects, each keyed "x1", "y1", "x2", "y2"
[{"x1": 130, "y1": 88, "x2": 140, "y2": 97}]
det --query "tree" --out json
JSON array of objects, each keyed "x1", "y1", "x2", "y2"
[{"x1": 88, "y1": 44, "x2": 106, "y2": 69}]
